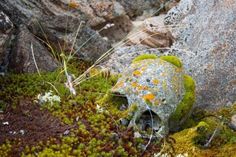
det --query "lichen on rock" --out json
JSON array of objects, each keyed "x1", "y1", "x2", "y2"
[{"x1": 110, "y1": 54, "x2": 195, "y2": 139}]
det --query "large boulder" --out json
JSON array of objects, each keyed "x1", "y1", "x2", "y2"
[
  {"x1": 0, "y1": 12, "x2": 13, "y2": 67},
  {"x1": 9, "y1": 26, "x2": 58, "y2": 73},
  {"x1": 127, "y1": 15, "x2": 174, "y2": 48},
  {"x1": 0, "y1": 0, "x2": 112, "y2": 63},
  {"x1": 28, "y1": 15, "x2": 111, "y2": 62},
  {"x1": 164, "y1": 0, "x2": 236, "y2": 109}
]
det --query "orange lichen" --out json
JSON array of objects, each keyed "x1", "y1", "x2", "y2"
[
  {"x1": 143, "y1": 93, "x2": 155, "y2": 101},
  {"x1": 133, "y1": 70, "x2": 142, "y2": 77},
  {"x1": 152, "y1": 79, "x2": 159, "y2": 85},
  {"x1": 68, "y1": 0, "x2": 79, "y2": 9},
  {"x1": 137, "y1": 85, "x2": 148, "y2": 90},
  {"x1": 131, "y1": 82, "x2": 138, "y2": 87}
]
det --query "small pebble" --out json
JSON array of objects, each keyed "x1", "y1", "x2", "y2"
[
  {"x1": 110, "y1": 132, "x2": 119, "y2": 141},
  {"x1": 134, "y1": 131, "x2": 142, "y2": 138},
  {"x1": 119, "y1": 104, "x2": 128, "y2": 111},
  {"x1": 19, "y1": 129, "x2": 25, "y2": 135},
  {"x1": 2, "y1": 121, "x2": 9, "y2": 125},
  {"x1": 230, "y1": 114, "x2": 236, "y2": 131},
  {"x1": 63, "y1": 130, "x2": 70, "y2": 135},
  {"x1": 120, "y1": 118, "x2": 129, "y2": 126}
]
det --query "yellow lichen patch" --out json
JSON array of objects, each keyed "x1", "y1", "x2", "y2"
[
  {"x1": 68, "y1": 0, "x2": 80, "y2": 9},
  {"x1": 143, "y1": 93, "x2": 155, "y2": 102},
  {"x1": 141, "y1": 66, "x2": 147, "y2": 71},
  {"x1": 113, "y1": 81, "x2": 124, "y2": 89},
  {"x1": 152, "y1": 79, "x2": 159, "y2": 85},
  {"x1": 160, "y1": 72, "x2": 167, "y2": 77},
  {"x1": 131, "y1": 82, "x2": 138, "y2": 87},
  {"x1": 162, "y1": 81, "x2": 167, "y2": 91},
  {"x1": 133, "y1": 70, "x2": 142, "y2": 77},
  {"x1": 154, "y1": 100, "x2": 160, "y2": 106},
  {"x1": 137, "y1": 85, "x2": 148, "y2": 90},
  {"x1": 175, "y1": 67, "x2": 183, "y2": 73}
]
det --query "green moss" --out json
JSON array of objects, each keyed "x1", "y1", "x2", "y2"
[
  {"x1": 170, "y1": 75, "x2": 196, "y2": 128},
  {"x1": 171, "y1": 116, "x2": 236, "y2": 156},
  {"x1": 132, "y1": 54, "x2": 158, "y2": 63},
  {"x1": 0, "y1": 141, "x2": 12, "y2": 157},
  {"x1": 159, "y1": 56, "x2": 183, "y2": 68}
]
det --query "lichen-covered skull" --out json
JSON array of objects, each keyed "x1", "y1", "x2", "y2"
[{"x1": 111, "y1": 55, "x2": 187, "y2": 139}]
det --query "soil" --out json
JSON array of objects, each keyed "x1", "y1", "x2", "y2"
[{"x1": 0, "y1": 99, "x2": 72, "y2": 156}]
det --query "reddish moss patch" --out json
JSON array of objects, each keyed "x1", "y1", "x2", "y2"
[{"x1": 0, "y1": 99, "x2": 71, "y2": 156}]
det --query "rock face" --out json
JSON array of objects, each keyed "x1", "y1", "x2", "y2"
[
  {"x1": 9, "y1": 26, "x2": 58, "y2": 73},
  {"x1": 112, "y1": 58, "x2": 185, "y2": 138},
  {"x1": 0, "y1": 12, "x2": 13, "y2": 67},
  {"x1": 93, "y1": 15, "x2": 133, "y2": 43},
  {"x1": 0, "y1": 0, "x2": 113, "y2": 72},
  {"x1": 101, "y1": 45, "x2": 164, "y2": 73},
  {"x1": 127, "y1": 15, "x2": 173, "y2": 48},
  {"x1": 117, "y1": 0, "x2": 166, "y2": 18},
  {"x1": 28, "y1": 15, "x2": 111, "y2": 62},
  {"x1": 164, "y1": 0, "x2": 236, "y2": 109}
]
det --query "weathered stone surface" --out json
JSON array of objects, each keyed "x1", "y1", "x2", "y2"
[
  {"x1": 128, "y1": 15, "x2": 173, "y2": 48},
  {"x1": 92, "y1": 15, "x2": 133, "y2": 43},
  {"x1": 29, "y1": 15, "x2": 111, "y2": 62},
  {"x1": 112, "y1": 58, "x2": 185, "y2": 138},
  {"x1": 77, "y1": 0, "x2": 126, "y2": 26},
  {"x1": 0, "y1": 12, "x2": 13, "y2": 66},
  {"x1": 0, "y1": 0, "x2": 112, "y2": 63},
  {"x1": 117, "y1": 0, "x2": 167, "y2": 18},
  {"x1": 100, "y1": 45, "x2": 164, "y2": 73},
  {"x1": 9, "y1": 26, "x2": 58, "y2": 73},
  {"x1": 164, "y1": 0, "x2": 236, "y2": 109}
]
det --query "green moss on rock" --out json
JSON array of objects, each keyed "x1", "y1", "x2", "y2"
[
  {"x1": 132, "y1": 54, "x2": 158, "y2": 63},
  {"x1": 170, "y1": 75, "x2": 196, "y2": 130},
  {"x1": 159, "y1": 56, "x2": 183, "y2": 68}
]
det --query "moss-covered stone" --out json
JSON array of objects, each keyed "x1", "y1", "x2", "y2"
[
  {"x1": 159, "y1": 56, "x2": 183, "y2": 68},
  {"x1": 132, "y1": 54, "x2": 158, "y2": 63},
  {"x1": 169, "y1": 75, "x2": 196, "y2": 130}
]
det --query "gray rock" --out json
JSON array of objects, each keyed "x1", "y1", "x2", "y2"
[
  {"x1": 164, "y1": 0, "x2": 236, "y2": 109},
  {"x1": 111, "y1": 58, "x2": 185, "y2": 138},
  {"x1": 0, "y1": 12, "x2": 13, "y2": 66},
  {"x1": 0, "y1": 0, "x2": 113, "y2": 63},
  {"x1": 92, "y1": 15, "x2": 133, "y2": 43},
  {"x1": 117, "y1": 0, "x2": 167, "y2": 18},
  {"x1": 101, "y1": 45, "x2": 165, "y2": 73},
  {"x1": 28, "y1": 15, "x2": 111, "y2": 62},
  {"x1": 9, "y1": 26, "x2": 58, "y2": 73}
]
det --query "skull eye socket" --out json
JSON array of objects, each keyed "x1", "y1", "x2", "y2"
[
  {"x1": 136, "y1": 110, "x2": 161, "y2": 132},
  {"x1": 110, "y1": 92, "x2": 129, "y2": 110}
]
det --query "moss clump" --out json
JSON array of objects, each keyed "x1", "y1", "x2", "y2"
[
  {"x1": 0, "y1": 141, "x2": 12, "y2": 157},
  {"x1": 132, "y1": 54, "x2": 183, "y2": 68},
  {"x1": 169, "y1": 75, "x2": 195, "y2": 130},
  {"x1": 159, "y1": 56, "x2": 183, "y2": 68},
  {"x1": 171, "y1": 116, "x2": 236, "y2": 156},
  {"x1": 132, "y1": 54, "x2": 158, "y2": 63}
]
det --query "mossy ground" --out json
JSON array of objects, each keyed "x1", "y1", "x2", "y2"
[
  {"x1": 0, "y1": 57, "x2": 235, "y2": 157},
  {"x1": 0, "y1": 60, "x2": 161, "y2": 157}
]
